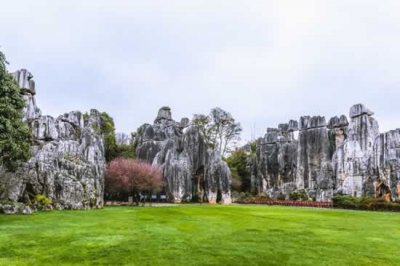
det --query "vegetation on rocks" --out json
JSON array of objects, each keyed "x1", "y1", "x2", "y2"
[{"x1": 33, "y1": 194, "x2": 52, "y2": 210}]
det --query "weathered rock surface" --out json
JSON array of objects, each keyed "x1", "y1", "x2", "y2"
[
  {"x1": 296, "y1": 116, "x2": 333, "y2": 200},
  {"x1": 373, "y1": 129, "x2": 400, "y2": 200},
  {"x1": 0, "y1": 69, "x2": 106, "y2": 210},
  {"x1": 0, "y1": 202, "x2": 33, "y2": 215},
  {"x1": 251, "y1": 104, "x2": 400, "y2": 201},
  {"x1": 135, "y1": 107, "x2": 231, "y2": 203}
]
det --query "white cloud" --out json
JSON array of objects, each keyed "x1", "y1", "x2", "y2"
[{"x1": 1, "y1": 0, "x2": 399, "y2": 141}]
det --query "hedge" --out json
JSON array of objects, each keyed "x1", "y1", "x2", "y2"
[
  {"x1": 332, "y1": 195, "x2": 400, "y2": 212},
  {"x1": 236, "y1": 198, "x2": 333, "y2": 208}
]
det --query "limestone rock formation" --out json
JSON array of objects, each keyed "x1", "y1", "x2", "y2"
[
  {"x1": 12, "y1": 69, "x2": 42, "y2": 121},
  {"x1": 373, "y1": 129, "x2": 400, "y2": 200},
  {"x1": 251, "y1": 104, "x2": 400, "y2": 201},
  {"x1": 333, "y1": 104, "x2": 379, "y2": 198},
  {"x1": 296, "y1": 116, "x2": 333, "y2": 199},
  {"x1": 0, "y1": 69, "x2": 106, "y2": 212},
  {"x1": 135, "y1": 107, "x2": 231, "y2": 203}
]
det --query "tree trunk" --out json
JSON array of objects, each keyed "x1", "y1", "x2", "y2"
[{"x1": 149, "y1": 192, "x2": 152, "y2": 207}]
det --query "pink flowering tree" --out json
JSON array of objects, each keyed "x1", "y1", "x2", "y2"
[{"x1": 105, "y1": 158, "x2": 164, "y2": 205}]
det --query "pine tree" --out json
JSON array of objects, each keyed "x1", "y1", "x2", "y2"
[{"x1": 0, "y1": 51, "x2": 31, "y2": 171}]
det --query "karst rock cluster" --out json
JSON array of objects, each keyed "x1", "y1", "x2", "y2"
[
  {"x1": 249, "y1": 104, "x2": 400, "y2": 201},
  {"x1": 135, "y1": 107, "x2": 232, "y2": 204},
  {"x1": 0, "y1": 69, "x2": 105, "y2": 213}
]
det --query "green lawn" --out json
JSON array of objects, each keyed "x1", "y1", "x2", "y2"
[{"x1": 0, "y1": 205, "x2": 399, "y2": 266}]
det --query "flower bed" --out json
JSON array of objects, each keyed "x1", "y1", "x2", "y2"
[{"x1": 236, "y1": 199, "x2": 333, "y2": 208}]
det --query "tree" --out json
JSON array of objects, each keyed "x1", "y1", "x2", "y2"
[
  {"x1": 192, "y1": 107, "x2": 242, "y2": 157},
  {"x1": 98, "y1": 112, "x2": 118, "y2": 162},
  {"x1": 94, "y1": 113, "x2": 137, "y2": 161},
  {"x1": 192, "y1": 114, "x2": 213, "y2": 148},
  {"x1": 0, "y1": 50, "x2": 31, "y2": 171},
  {"x1": 105, "y1": 158, "x2": 164, "y2": 205},
  {"x1": 113, "y1": 144, "x2": 136, "y2": 159},
  {"x1": 210, "y1": 107, "x2": 242, "y2": 156},
  {"x1": 225, "y1": 149, "x2": 251, "y2": 192}
]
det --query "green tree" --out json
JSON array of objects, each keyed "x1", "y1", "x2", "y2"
[
  {"x1": 225, "y1": 148, "x2": 251, "y2": 192},
  {"x1": 98, "y1": 112, "x2": 136, "y2": 161},
  {"x1": 98, "y1": 112, "x2": 118, "y2": 162},
  {"x1": 113, "y1": 144, "x2": 136, "y2": 159},
  {"x1": 0, "y1": 51, "x2": 31, "y2": 171}
]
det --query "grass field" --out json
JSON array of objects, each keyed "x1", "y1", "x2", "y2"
[{"x1": 0, "y1": 205, "x2": 399, "y2": 266}]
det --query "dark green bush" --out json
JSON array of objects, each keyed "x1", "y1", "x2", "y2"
[
  {"x1": 277, "y1": 193, "x2": 286, "y2": 200},
  {"x1": 332, "y1": 195, "x2": 400, "y2": 212},
  {"x1": 234, "y1": 192, "x2": 255, "y2": 202},
  {"x1": 289, "y1": 190, "x2": 309, "y2": 201},
  {"x1": 256, "y1": 193, "x2": 270, "y2": 200}
]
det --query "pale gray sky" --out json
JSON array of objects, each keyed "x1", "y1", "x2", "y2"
[{"x1": 1, "y1": 0, "x2": 399, "y2": 141}]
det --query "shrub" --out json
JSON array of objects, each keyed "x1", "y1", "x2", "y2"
[
  {"x1": 332, "y1": 195, "x2": 400, "y2": 212},
  {"x1": 277, "y1": 193, "x2": 286, "y2": 200},
  {"x1": 34, "y1": 194, "x2": 52, "y2": 210},
  {"x1": 113, "y1": 144, "x2": 136, "y2": 159},
  {"x1": 0, "y1": 184, "x2": 6, "y2": 194},
  {"x1": 232, "y1": 192, "x2": 256, "y2": 203},
  {"x1": 63, "y1": 152, "x2": 80, "y2": 164},
  {"x1": 0, "y1": 199, "x2": 14, "y2": 205},
  {"x1": 230, "y1": 191, "x2": 241, "y2": 200},
  {"x1": 289, "y1": 190, "x2": 309, "y2": 201},
  {"x1": 256, "y1": 193, "x2": 270, "y2": 200}
]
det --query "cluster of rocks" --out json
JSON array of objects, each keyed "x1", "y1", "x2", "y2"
[
  {"x1": 250, "y1": 104, "x2": 400, "y2": 201},
  {"x1": 3, "y1": 68, "x2": 397, "y2": 211},
  {"x1": 134, "y1": 107, "x2": 232, "y2": 203},
  {"x1": 0, "y1": 69, "x2": 106, "y2": 214}
]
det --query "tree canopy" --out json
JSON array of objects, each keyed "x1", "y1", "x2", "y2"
[
  {"x1": 98, "y1": 112, "x2": 117, "y2": 162},
  {"x1": 105, "y1": 158, "x2": 164, "y2": 204},
  {"x1": 0, "y1": 51, "x2": 31, "y2": 171},
  {"x1": 97, "y1": 112, "x2": 136, "y2": 162},
  {"x1": 225, "y1": 149, "x2": 250, "y2": 192},
  {"x1": 192, "y1": 107, "x2": 242, "y2": 157},
  {"x1": 224, "y1": 141, "x2": 256, "y2": 192}
]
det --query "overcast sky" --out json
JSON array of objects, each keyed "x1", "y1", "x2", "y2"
[{"x1": 1, "y1": 0, "x2": 399, "y2": 141}]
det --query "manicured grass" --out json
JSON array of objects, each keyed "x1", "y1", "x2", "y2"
[{"x1": 0, "y1": 205, "x2": 399, "y2": 266}]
